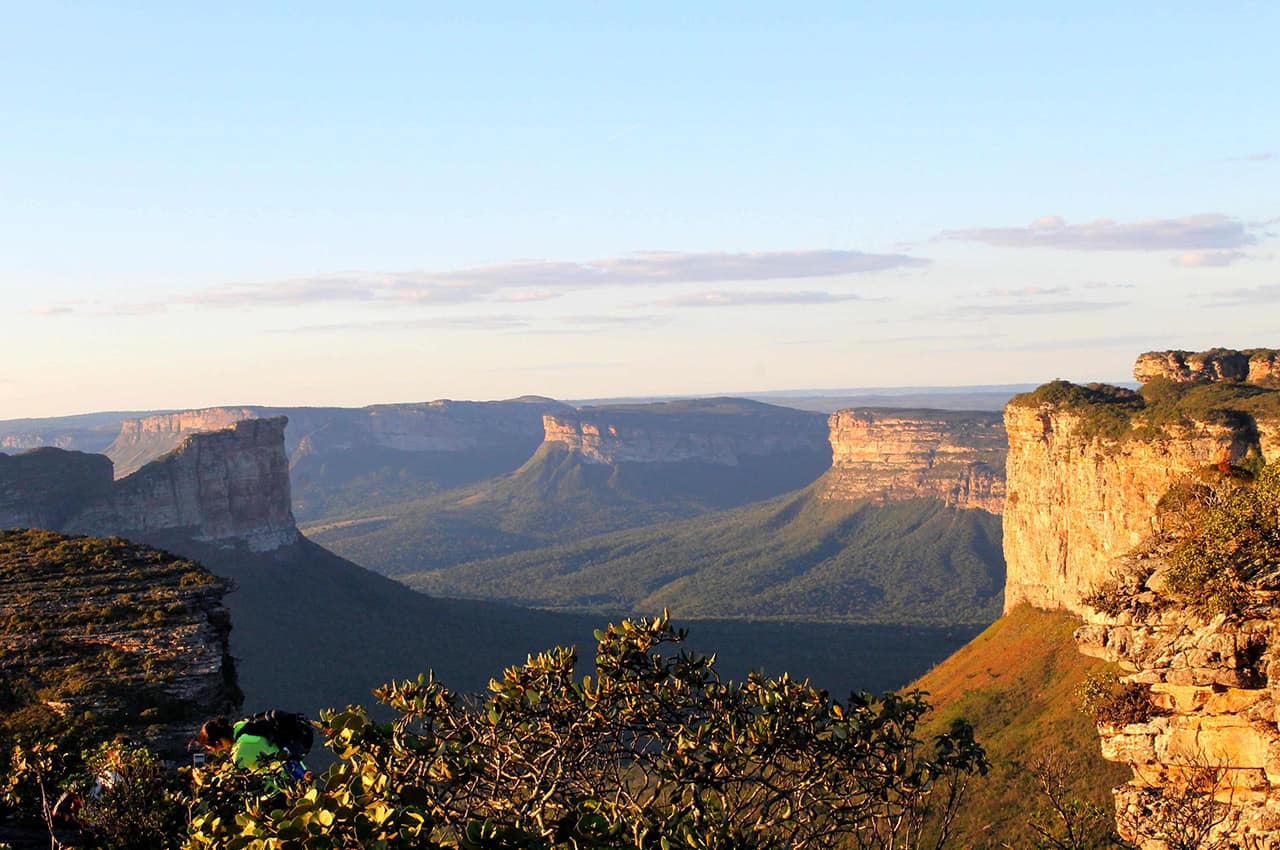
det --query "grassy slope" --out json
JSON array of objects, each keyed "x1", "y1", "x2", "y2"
[
  {"x1": 402, "y1": 481, "x2": 1005, "y2": 626},
  {"x1": 307, "y1": 441, "x2": 831, "y2": 577},
  {"x1": 914, "y1": 604, "x2": 1130, "y2": 848}
]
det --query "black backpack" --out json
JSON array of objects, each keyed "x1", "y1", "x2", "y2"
[{"x1": 235, "y1": 710, "x2": 314, "y2": 758}]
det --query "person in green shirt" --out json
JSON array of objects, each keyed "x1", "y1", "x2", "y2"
[{"x1": 196, "y1": 716, "x2": 311, "y2": 784}]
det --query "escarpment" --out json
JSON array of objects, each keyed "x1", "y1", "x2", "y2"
[
  {"x1": 818, "y1": 409, "x2": 1006, "y2": 513},
  {"x1": 1002, "y1": 354, "x2": 1280, "y2": 615},
  {"x1": 106, "y1": 407, "x2": 260, "y2": 477},
  {"x1": 1, "y1": 417, "x2": 298, "y2": 552},
  {"x1": 1072, "y1": 469, "x2": 1280, "y2": 849},
  {"x1": 106, "y1": 397, "x2": 569, "y2": 479},
  {"x1": 541, "y1": 397, "x2": 829, "y2": 466},
  {"x1": 994, "y1": 348, "x2": 1280, "y2": 847},
  {"x1": 0, "y1": 529, "x2": 239, "y2": 756}
]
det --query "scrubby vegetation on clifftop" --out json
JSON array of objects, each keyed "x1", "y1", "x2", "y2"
[{"x1": 0, "y1": 529, "x2": 238, "y2": 752}]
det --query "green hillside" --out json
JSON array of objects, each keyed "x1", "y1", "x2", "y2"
[
  {"x1": 914, "y1": 604, "x2": 1130, "y2": 848},
  {"x1": 307, "y1": 437, "x2": 832, "y2": 577},
  {"x1": 401, "y1": 479, "x2": 1005, "y2": 625}
]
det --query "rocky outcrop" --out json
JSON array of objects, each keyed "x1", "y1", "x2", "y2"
[
  {"x1": 1002, "y1": 406, "x2": 1261, "y2": 613},
  {"x1": 77, "y1": 418, "x2": 298, "y2": 551},
  {"x1": 1002, "y1": 363, "x2": 1280, "y2": 614},
  {"x1": 0, "y1": 529, "x2": 240, "y2": 756},
  {"x1": 1134, "y1": 347, "x2": 1280, "y2": 388},
  {"x1": 1075, "y1": 570, "x2": 1280, "y2": 848},
  {"x1": 105, "y1": 398, "x2": 568, "y2": 479},
  {"x1": 819, "y1": 409, "x2": 1006, "y2": 513},
  {"x1": 542, "y1": 399, "x2": 829, "y2": 466},
  {"x1": 1, "y1": 418, "x2": 298, "y2": 552},
  {"x1": 106, "y1": 407, "x2": 259, "y2": 478}
]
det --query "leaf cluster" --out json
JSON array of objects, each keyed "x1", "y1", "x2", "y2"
[{"x1": 188, "y1": 613, "x2": 988, "y2": 849}]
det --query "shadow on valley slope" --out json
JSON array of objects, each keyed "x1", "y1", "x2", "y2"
[{"x1": 154, "y1": 536, "x2": 981, "y2": 718}]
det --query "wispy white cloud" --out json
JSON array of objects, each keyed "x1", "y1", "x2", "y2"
[
  {"x1": 1173, "y1": 250, "x2": 1248, "y2": 268},
  {"x1": 558, "y1": 314, "x2": 672, "y2": 327},
  {"x1": 1206, "y1": 284, "x2": 1280, "y2": 306},
  {"x1": 653, "y1": 290, "x2": 861, "y2": 308},
  {"x1": 938, "y1": 213, "x2": 1256, "y2": 251},
  {"x1": 271, "y1": 314, "x2": 531, "y2": 334},
  {"x1": 986, "y1": 286, "x2": 1070, "y2": 297},
  {"x1": 39, "y1": 248, "x2": 925, "y2": 316},
  {"x1": 931, "y1": 300, "x2": 1129, "y2": 320}
]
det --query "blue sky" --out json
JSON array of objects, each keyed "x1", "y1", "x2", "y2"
[{"x1": 2, "y1": 2, "x2": 1277, "y2": 417}]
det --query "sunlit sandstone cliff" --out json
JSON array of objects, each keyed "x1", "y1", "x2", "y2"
[
  {"x1": 818, "y1": 409, "x2": 1006, "y2": 513},
  {"x1": 1002, "y1": 350, "x2": 1280, "y2": 614},
  {"x1": 997, "y1": 348, "x2": 1280, "y2": 847},
  {"x1": 541, "y1": 398, "x2": 829, "y2": 465},
  {"x1": 1, "y1": 417, "x2": 298, "y2": 552}
]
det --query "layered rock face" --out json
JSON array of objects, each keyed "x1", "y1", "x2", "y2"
[
  {"x1": 1, "y1": 418, "x2": 298, "y2": 552},
  {"x1": 1076, "y1": 576, "x2": 1280, "y2": 847},
  {"x1": 1134, "y1": 347, "x2": 1280, "y2": 388},
  {"x1": 1002, "y1": 406, "x2": 1261, "y2": 613},
  {"x1": 1003, "y1": 351, "x2": 1280, "y2": 614},
  {"x1": 105, "y1": 398, "x2": 567, "y2": 478},
  {"x1": 107, "y1": 407, "x2": 259, "y2": 477},
  {"x1": 542, "y1": 399, "x2": 829, "y2": 466},
  {"x1": 819, "y1": 409, "x2": 1006, "y2": 513}
]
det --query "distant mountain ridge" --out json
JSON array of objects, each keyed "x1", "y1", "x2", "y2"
[{"x1": 309, "y1": 398, "x2": 834, "y2": 575}]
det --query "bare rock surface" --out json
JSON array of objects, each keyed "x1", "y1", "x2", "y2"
[
  {"x1": 541, "y1": 398, "x2": 829, "y2": 466},
  {"x1": 2, "y1": 418, "x2": 298, "y2": 552},
  {"x1": 1134, "y1": 347, "x2": 1280, "y2": 388},
  {"x1": 819, "y1": 409, "x2": 1006, "y2": 513}
]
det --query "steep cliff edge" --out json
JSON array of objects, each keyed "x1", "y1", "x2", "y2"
[
  {"x1": 106, "y1": 407, "x2": 260, "y2": 478},
  {"x1": 75, "y1": 417, "x2": 298, "y2": 552},
  {"x1": 1, "y1": 418, "x2": 299, "y2": 552},
  {"x1": 819, "y1": 408, "x2": 1006, "y2": 513},
  {"x1": 1071, "y1": 463, "x2": 1280, "y2": 848},
  {"x1": 1003, "y1": 366, "x2": 1279, "y2": 614},
  {"x1": 541, "y1": 397, "x2": 828, "y2": 465}
]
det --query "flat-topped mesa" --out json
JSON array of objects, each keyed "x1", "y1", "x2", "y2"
[
  {"x1": 541, "y1": 399, "x2": 829, "y2": 466},
  {"x1": 107, "y1": 407, "x2": 260, "y2": 478},
  {"x1": 1002, "y1": 369, "x2": 1280, "y2": 615},
  {"x1": 819, "y1": 409, "x2": 1007, "y2": 514},
  {"x1": 76, "y1": 417, "x2": 298, "y2": 552},
  {"x1": 1134, "y1": 347, "x2": 1280, "y2": 388}
]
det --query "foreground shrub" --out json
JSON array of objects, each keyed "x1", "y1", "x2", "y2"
[
  {"x1": 1164, "y1": 464, "x2": 1280, "y2": 617},
  {"x1": 188, "y1": 613, "x2": 988, "y2": 849}
]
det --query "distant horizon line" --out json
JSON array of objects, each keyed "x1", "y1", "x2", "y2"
[{"x1": 1, "y1": 380, "x2": 1143, "y2": 425}]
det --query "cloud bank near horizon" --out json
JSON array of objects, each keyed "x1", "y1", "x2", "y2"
[
  {"x1": 938, "y1": 213, "x2": 1257, "y2": 252},
  {"x1": 27, "y1": 248, "x2": 926, "y2": 316}
]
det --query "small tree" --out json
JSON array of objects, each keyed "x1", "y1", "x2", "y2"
[
  {"x1": 188, "y1": 613, "x2": 988, "y2": 849},
  {"x1": 1, "y1": 740, "x2": 69, "y2": 850}
]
